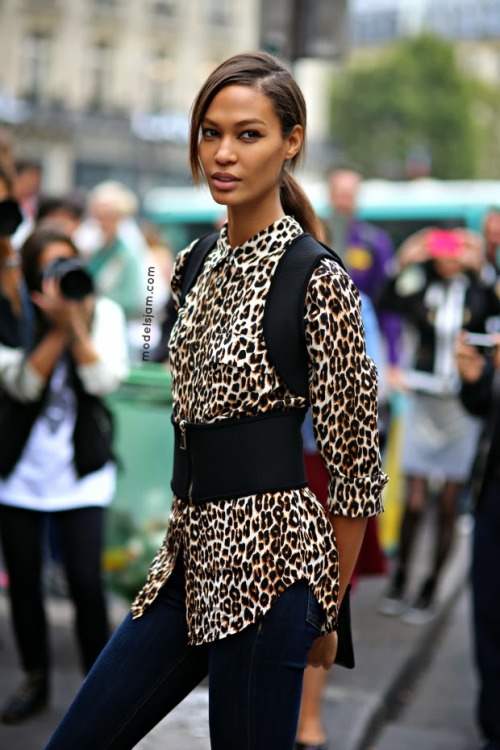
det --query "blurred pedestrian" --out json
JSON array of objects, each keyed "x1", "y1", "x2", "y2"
[
  {"x1": 45, "y1": 51, "x2": 386, "y2": 750},
  {"x1": 36, "y1": 193, "x2": 87, "y2": 238},
  {"x1": 378, "y1": 226, "x2": 500, "y2": 623},
  {"x1": 483, "y1": 207, "x2": 500, "y2": 277},
  {"x1": 84, "y1": 183, "x2": 144, "y2": 319},
  {"x1": 456, "y1": 331, "x2": 500, "y2": 750},
  {"x1": 0, "y1": 225, "x2": 128, "y2": 724},
  {"x1": 11, "y1": 159, "x2": 42, "y2": 250},
  {"x1": 326, "y1": 166, "x2": 401, "y2": 388},
  {"x1": 296, "y1": 292, "x2": 386, "y2": 750}
]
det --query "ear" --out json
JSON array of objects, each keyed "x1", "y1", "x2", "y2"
[{"x1": 284, "y1": 124, "x2": 303, "y2": 161}]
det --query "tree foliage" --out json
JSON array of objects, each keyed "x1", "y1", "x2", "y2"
[{"x1": 330, "y1": 34, "x2": 477, "y2": 179}]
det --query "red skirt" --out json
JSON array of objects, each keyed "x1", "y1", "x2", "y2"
[{"x1": 304, "y1": 453, "x2": 387, "y2": 585}]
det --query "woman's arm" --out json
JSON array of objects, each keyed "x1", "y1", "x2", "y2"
[
  {"x1": 73, "y1": 297, "x2": 129, "y2": 396},
  {"x1": 305, "y1": 259, "x2": 388, "y2": 603}
]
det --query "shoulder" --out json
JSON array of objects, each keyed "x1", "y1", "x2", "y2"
[
  {"x1": 169, "y1": 238, "x2": 202, "y2": 301},
  {"x1": 307, "y1": 255, "x2": 362, "y2": 312}
]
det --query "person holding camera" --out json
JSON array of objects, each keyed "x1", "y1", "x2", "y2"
[
  {"x1": 0, "y1": 224, "x2": 128, "y2": 724},
  {"x1": 378, "y1": 226, "x2": 500, "y2": 622}
]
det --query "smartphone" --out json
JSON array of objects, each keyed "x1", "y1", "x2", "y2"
[
  {"x1": 426, "y1": 229, "x2": 463, "y2": 257},
  {"x1": 464, "y1": 332, "x2": 497, "y2": 348}
]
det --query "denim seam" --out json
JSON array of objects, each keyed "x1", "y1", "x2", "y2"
[
  {"x1": 245, "y1": 621, "x2": 263, "y2": 750},
  {"x1": 103, "y1": 647, "x2": 196, "y2": 749}
]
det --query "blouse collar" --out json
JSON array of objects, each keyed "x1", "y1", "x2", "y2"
[{"x1": 201, "y1": 215, "x2": 303, "y2": 275}]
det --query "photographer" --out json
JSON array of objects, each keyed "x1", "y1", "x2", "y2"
[
  {"x1": 378, "y1": 227, "x2": 500, "y2": 622},
  {"x1": 0, "y1": 223, "x2": 128, "y2": 724},
  {"x1": 456, "y1": 332, "x2": 500, "y2": 750}
]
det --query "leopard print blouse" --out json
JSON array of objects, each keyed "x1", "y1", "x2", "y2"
[{"x1": 131, "y1": 216, "x2": 387, "y2": 644}]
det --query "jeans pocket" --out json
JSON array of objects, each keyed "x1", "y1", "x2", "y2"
[{"x1": 306, "y1": 589, "x2": 324, "y2": 633}]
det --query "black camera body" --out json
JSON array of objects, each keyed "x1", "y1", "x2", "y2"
[
  {"x1": 0, "y1": 199, "x2": 23, "y2": 237},
  {"x1": 43, "y1": 257, "x2": 94, "y2": 300}
]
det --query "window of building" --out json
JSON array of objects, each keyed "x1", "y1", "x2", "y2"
[
  {"x1": 150, "y1": 0, "x2": 176, "y2": 15},
  {"x1": 146, "y1": 51, "x2": 173, "y2": 112},
  {"x1": 206, "y1": 0, "x2": 232, "y2": 26},
  {"x1": 21, "y1": 31, "x2": 52, "y2": 103},
  {"x1": 88, "y1": 42, "x2": 113, "y2": 111}
]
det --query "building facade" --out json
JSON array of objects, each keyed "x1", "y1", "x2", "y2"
[
  {"x1": 350, "y1": 0, "x2": 500, "y2": 85},
  {"x1": 0, "y1": 0, "x2": 260, "y2": 193}
]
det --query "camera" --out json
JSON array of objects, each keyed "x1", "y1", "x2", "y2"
[
  {"x1": 0, "y1": 199, "x2": 23, "y2": 237},
  {"x1": 464, "y1": 332, "x2": 497, "y2": 350},
  {"x1": 426, "y1": 229, "x2": 463, "y2": 258},
  {"x1": 43, "y1": 257, "x2": 94, "y2": 300}
]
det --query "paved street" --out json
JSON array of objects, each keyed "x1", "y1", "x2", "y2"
[{"x1": 0, "y1": 520, "x2": 482, "y2": 750}]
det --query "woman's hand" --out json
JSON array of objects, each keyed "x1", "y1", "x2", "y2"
[
  {"x1": 455, "y1": 229, "x2": 485, "y2": 274},
  {"x1": 32, "y1": 277, "x2": 93, "y2": 342},
  {"x1": 455, "y1": 332, "x2": 487, "y2": 384},
  {"x1": 397, "y1": 229, "x2": 431, "y2": 269},
  {"x1": 306, "y1": 632, "x2": 338, "y2": 670}
]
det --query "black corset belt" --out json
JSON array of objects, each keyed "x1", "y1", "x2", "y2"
[{"x1": 171, "y1": 409, "x2": 308, "y2": 505}]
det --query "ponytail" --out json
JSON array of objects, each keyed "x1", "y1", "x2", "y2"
[{"x1": 280, "y1": 171, "x2": 322, "y2": 241}]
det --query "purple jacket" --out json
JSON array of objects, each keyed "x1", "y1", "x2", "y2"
[{"x1": 343, "y1": 218, "x2": 401, "y2": 366}]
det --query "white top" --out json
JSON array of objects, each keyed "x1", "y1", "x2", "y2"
[{"x1": 0, "y1": 297, "x2": 129, "y2": 512}]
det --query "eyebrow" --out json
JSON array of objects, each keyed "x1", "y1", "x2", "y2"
[{"x1": 202, "y1": 117, "x2": 267, "y2": 127}]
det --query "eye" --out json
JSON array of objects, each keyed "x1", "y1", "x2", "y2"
[
  {"x1": 239, "y1": 130, "x2": 263, "y2": 141},
  {"x1": 201, "y1": 127, "x2": 219, "y2": 139}
]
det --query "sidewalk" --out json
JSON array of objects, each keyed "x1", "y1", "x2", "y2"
[{"x1": 0, "y1": 518, "x2": 472, "y2": 750}]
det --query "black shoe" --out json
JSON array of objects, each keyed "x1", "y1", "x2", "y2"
[{"x1": 1, "y1": 671, "x2": 49, "y2": 724}]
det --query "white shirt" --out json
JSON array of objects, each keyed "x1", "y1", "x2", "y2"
[{"x1": 0, "y1": 297, "x2": 128, "y2": 511}]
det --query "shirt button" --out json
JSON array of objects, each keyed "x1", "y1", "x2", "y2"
[{"x1": 216, "y1": 278, "x2": 223, "y2": 287}]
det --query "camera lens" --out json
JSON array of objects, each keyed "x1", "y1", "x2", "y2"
[{"x1": 44, "y1": 258, "x2": 94, "y2": 300}]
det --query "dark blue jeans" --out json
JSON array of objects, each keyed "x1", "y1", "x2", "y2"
[
  {"x1": 472, "y1": 477, "x2": 500, "y2": 747},
  {"x1": 45, "y1": 557, "x2": 323, "y2": 750}
]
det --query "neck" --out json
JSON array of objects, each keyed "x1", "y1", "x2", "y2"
[{"x1": 226, "y1": 197, "x2": 285, "y2": 249}]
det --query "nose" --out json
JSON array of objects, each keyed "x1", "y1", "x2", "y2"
[{"x1": 215, "y1": 136, "x2": 236, "y2": 164}]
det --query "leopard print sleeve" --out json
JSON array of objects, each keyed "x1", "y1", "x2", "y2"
[{"x1": 304, "y1": 257, "x2": 388, "y2": 517}]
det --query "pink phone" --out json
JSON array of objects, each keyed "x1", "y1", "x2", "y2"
[{"x1": 426, "y1": 229, "x2": 463, "y2": 257}]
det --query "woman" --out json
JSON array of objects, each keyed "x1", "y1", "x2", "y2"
[
  {"x1": 46, "y1": 51, "x2": 386, "y2": 750},
  {"x1": 378, "y1": 227, "x2": 500, "y2": 623},
  {"x1": 0, "y1": 226, "x2": 128, "y2": 723}
]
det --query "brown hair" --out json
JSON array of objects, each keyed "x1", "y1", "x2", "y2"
[
  {"x1": 189, "y1": 51, "x2": 321, "y2": 239},
  {"x1": 21, "y1": 226, "x2": 79, "y2": 292}
]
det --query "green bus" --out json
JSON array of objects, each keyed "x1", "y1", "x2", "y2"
[{"x1": 143, "y1": 177, "x2": 500, "y2": 253}]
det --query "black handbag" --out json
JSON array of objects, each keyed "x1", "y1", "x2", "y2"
[{"x1": 334, "y1": 583, "x2": 355, "y2": 669}]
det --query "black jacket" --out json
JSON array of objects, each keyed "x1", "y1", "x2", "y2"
[
  {"x1": 0, "y1": 293, "x2": 114, "y2": 479},
  {"x1": 461, "y1": 363, "x2": 500, "y2": 487},
  {"x1": 380, "y1": 263, "x2": 500, "y2": 374}
]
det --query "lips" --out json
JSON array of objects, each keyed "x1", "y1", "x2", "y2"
[{"x1": 211, "y1": 173, "x2": 240, "y2": 191}]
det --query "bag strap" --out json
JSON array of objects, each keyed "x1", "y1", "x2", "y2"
[
  {"x1": 263, "y1": 233, "x2": 344, "y2": 399},
  {"x1": 180, "y1": 231, "x2": 220, "y2": 306},
  {"x1": 178, "y1": 230, "x2": 344, "y2": 399}
]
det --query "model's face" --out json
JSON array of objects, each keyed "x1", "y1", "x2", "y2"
[{"x1": 199, "y1": 84, "x2": 302, "y2": 213}]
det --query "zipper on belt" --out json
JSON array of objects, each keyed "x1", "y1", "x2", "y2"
[
  {"x1": 179, "y1": 420, "x2": 187, "y2": 450},
  {"x1": 179, "y1": 421, "x2": 193, "y2": 503}
]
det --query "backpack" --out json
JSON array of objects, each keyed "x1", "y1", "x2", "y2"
[
  {"x1": 177, "y1": 230, "x2": 354, "y2": 669},
  {"x1": 178, "y1": 231, "x2": 344, "y2": 399}
]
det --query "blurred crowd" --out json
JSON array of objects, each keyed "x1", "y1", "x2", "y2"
[
  {"x1": 1, "y1": 128, "x2": 500, "y2": 748},
  {"x1": 1, "y1": 129, "x2": 173, "y2": 364}
]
